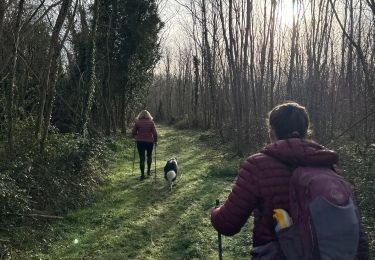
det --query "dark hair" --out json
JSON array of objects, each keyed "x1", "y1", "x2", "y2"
[{"x1": 268, "y1": 102, "x2": 310, "y2": 140}]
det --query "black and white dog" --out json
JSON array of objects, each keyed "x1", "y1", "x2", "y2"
[{"x1": 164, "y1": 158, "x2": 178, "y2": 190}]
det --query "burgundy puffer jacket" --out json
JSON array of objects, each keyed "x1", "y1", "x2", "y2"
[
  {"x1": 211, "y1": 138, "x2": 369, "y2": 259},
  {"x1": 132, "y1": 118, "x2": 158, "y2": 143}
]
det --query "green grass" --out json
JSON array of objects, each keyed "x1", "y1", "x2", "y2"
[
  {"x1": 17, "y1": 126, "x2": 252, "y2": 259},
  {"x1": 9, "y1": 126, "x2": 374, "y2": 259}
]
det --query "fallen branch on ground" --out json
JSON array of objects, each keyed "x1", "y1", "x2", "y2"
[{"x1": 2, "y1": 212, "x2": 63, "y2": 220}]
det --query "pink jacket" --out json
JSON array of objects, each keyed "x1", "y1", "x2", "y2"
[{"x1": 131, "y1": 118, "x2": 158, "y2": 143}]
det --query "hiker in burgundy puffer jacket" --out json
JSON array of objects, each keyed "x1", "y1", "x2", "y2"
[
  {"x1": 132, "y1": 110, "x2": 158, "y2": 180},
  {"x1": 211, "y1": 102, "x2": 368, "y2": 260}
]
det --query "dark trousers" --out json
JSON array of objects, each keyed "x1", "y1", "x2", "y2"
[{"x1": 136, "y1": 141, "x2": 154, "y2": 176}]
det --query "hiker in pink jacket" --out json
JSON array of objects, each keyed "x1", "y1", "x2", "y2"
[
  {"x1": 132, "y1": 110, "x2": 158, "y2": 180},
  {"x1": 211, "y1": 102, "x2": 368, "y2": 260}
]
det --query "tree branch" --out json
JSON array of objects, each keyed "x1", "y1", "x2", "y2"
[{"x1": 328, "y1": 0, "x2": 374, "y2": 102}]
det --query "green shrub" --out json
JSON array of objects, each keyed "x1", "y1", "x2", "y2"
[
  {"x1": 0, "y1": 119, "x2": 115, "y2": 222},
  {"x1": 332, "y1": 141, "x2": 375, "y2": 256},
  {"x1": 0, "y1": 172, "x2": 30, "y2": 215}
]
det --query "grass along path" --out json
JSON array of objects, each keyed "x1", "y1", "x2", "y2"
[{"x1": 32, "y1": 126, "x2": 252, "y2": 259}]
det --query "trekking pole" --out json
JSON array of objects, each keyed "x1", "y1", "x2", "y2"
[
  {"x1": 216, "y1": 199, "x2": 223, "y2": 260},
  {"x1": 154, "y1": 143, "x2": 157, "y2": 183},
  {"x1": 132, "y1": 141, "x2": 136, "y2": 176}
]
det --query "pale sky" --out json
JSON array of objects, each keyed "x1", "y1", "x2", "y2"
[
  {"x1": 158, "y1": 0, "x2": 192, "y2": 54},
  {"x1": 158, "y1": 0, "x2": 300, "y2": 54}
]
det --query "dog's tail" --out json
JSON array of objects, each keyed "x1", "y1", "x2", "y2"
[{"x1": 166, "y1": 170, "x2": 176, "y2": 184}]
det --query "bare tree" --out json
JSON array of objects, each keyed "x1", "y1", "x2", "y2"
[
  {"x1": 5, "y1": 0, "x2": 25, "y2": 157},
  {"x1": 37, "y1": 0, "x2": 74, "y2": 151},
  {"x1": 80, "y1": 0, "x2": 100, "y2": 137},
  {"x1": 151, "y1": 0, "x2": 375, "y2": 146}
]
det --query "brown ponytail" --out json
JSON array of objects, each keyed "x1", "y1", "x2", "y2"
[{"x1": 268, "y1": 102, "x2": 310, "y2": 140}]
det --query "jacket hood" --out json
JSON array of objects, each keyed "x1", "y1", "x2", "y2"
[{"x1": 262, "y1": 138, "x2": 338, "y2": 167}]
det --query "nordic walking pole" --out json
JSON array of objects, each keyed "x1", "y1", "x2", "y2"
[
  {"x1": 216, "y1": 199, "x2": 223, "y2": 260},
  {"x1": 132, "y1": 141, "x2": 136, "y2": 175},
  {"x1": 154, "y1": 143, "x2": 157, "y2": 183}
]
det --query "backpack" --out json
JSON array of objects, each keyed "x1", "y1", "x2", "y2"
[{"x1": 277, "y1": 166, "x2": 360, "y2": 260}]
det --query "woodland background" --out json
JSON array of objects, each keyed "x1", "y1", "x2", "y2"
[
  {"x1": 0, "y1": 0, "x2": 374, "y2": 257},
  {"x1": 150, "y1": 0, "x2": 375, "y2": 152}
]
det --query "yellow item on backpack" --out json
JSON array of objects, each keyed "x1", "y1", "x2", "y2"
[{"x1": 273, "y1": 209, "x2": 292, "y2": 232}]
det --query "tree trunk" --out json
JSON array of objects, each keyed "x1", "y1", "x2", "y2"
[
  {"x1": 80, "y1": 0, "x2": 100, "y2": 137},
  {"x1": 6, "y1": 0, "x2": 25, "y2": 157},
  {"x1": 38, "y1": 0, "x2": 73, "y2": 152},
  {"x1": 202, "y1": 0, "x2": 216, "y2": 128},
  {"x1": 0, "y1": 0, "x2": 6, "y2": 39},
  {"x1": 286, "y1": 0, "x2": 297, "y2": 99},
  {"x1": 193, "y1": 55, "x2": 200, "y2": 126}
]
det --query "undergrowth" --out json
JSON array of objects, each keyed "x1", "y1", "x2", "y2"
[
  {"x1": 332, "y1": 141, "x2": 375, "y2": 256},
  {"x1": 0, "y1": 119, "x2": 117, "y2": 258}
]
